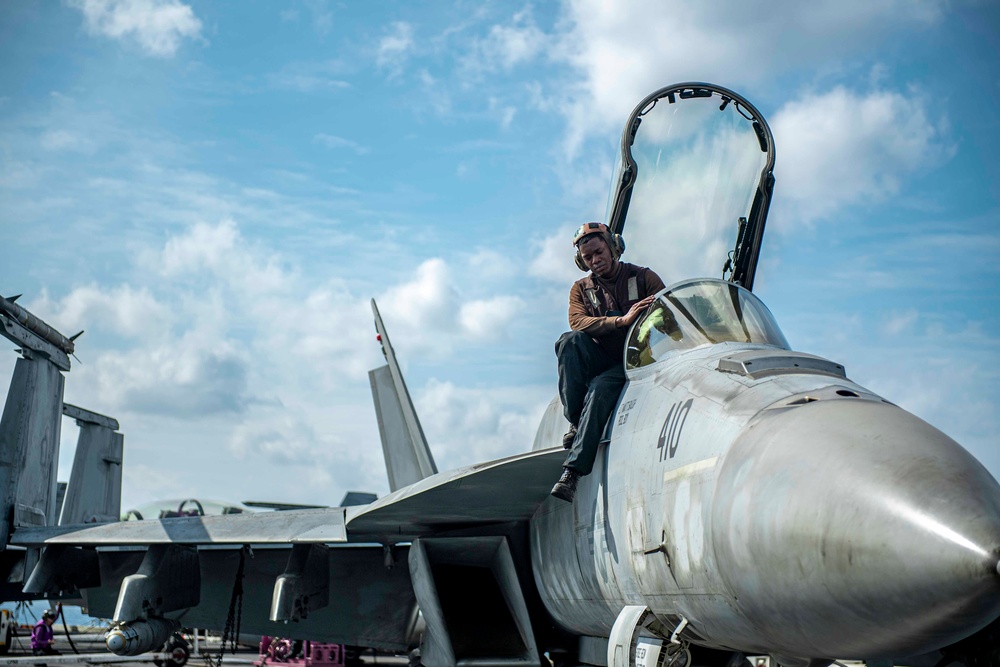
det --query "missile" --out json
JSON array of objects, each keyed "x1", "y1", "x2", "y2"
[
  {"x1": 712, "y1": 399, "x2": 1000, "y2": 659},
  {"x1": 0, "y1": 294, "x2": 76, "y2": 354},
  {"x1": 105, "y1": 618, "x2": 180, "y2": 656}
]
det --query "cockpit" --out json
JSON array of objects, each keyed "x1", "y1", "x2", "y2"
[
  {"x1": 121, "y1": 498, "x2": 251, "y2": 521},
  {"x1": 626, "y1": 278, "x2": 788, "y2": 370}
]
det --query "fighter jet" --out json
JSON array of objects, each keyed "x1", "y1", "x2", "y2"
[{"x1": 1, "y1": 83, "x2": 998, "y2": 667}]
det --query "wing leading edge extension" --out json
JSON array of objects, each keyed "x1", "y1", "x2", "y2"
[{"x1": 347, "y1": 447, "x2": 566, "y2": 539}]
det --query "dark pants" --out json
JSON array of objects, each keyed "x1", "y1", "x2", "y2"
[
  {"x1": 555, "y1": 331, "x2": 626, "y2": 476},
  {"x1": 33, "y1": 647, "x2": 59, "y2": 656}
]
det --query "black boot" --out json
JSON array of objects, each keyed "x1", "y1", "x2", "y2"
[
  {"x1": 551, "y1": 467, "x2": 580, "y2": 503},
  {"x1": 562, "y1": 424, "x2": 577, "y2": 450}
]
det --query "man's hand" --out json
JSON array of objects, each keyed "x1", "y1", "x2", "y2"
[{"x1": 621, "y1": 295, "x2": 656, "y2": 327}]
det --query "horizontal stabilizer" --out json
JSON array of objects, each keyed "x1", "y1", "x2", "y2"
[
  {"x1": 340, "y1": 491, "x2": 377, "y2": 506},
  {"x1": 369, "y1": 299, "x2": 437, "y2": 491},
  {"x1": 243, "y1": 500, "x2": 328, "y2": 511},
  {"x1": 242, "y1": 491, "x2": 375, "y2": 511},
  {"x1": 12, "y1": 506, "x2": 347, "y2": 546}
]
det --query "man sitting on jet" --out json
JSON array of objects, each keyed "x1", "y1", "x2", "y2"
[{"x1": 551, "y1": 222, "x2": 664, "y2": 502}]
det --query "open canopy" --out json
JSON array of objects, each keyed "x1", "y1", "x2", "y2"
[{"x1": 605, "y1": 83, "x2": 775, "y2": 290}]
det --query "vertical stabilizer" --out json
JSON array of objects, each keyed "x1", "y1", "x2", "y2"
[
  {"x1": 59, "y1": 403, "x2": 123, "y2": 525},
  {"x1": 0, "y1": 297, "x2": 73, "y2": 548},
  {"x1": 368, "y1": 299, "x2": 437, "y2": 491}
]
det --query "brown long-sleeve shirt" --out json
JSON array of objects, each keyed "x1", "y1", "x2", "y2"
[{"x1": 568, "y1": 262, "x2": 666, "y2": 359}]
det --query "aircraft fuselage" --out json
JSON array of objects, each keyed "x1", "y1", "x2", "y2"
[{"x1": 529, "y1": 328, "x2": 1000, "y2": 661}]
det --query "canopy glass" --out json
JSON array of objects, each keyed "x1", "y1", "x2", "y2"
[
  {"x1": 626, "y1": 278, "x2": 788, "y2": 370},
  {"x1": 606, "y1": 84, "x2": 775, "y2": 290}
]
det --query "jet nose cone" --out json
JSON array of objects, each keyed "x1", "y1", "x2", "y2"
[{"x1": 712, "y1": 399, "x2": 1000, "y2": 658}]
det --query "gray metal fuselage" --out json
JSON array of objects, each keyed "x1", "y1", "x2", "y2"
[{"x1": 528, "y1": 338, "x2": 1000, "y2": 660}]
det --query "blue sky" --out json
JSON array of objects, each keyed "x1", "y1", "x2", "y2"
[{"x1": 0, "y1": 0, "x2": 997, "y2": 509}]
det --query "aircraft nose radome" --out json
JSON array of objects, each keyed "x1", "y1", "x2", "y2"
[{"x1": 711, "y1": 399, "x2": 1000, "y2": 658}]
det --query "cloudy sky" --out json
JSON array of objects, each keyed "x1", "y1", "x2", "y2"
[{"x1": 1, "y1": 0, "x2": 997, "y2": 511}]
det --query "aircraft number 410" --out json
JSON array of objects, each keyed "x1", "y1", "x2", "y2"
[{"x1": 657, "y1": 399, "x2": 693, "y2": 461}]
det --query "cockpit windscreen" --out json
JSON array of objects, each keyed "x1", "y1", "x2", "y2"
[{"x1": 627, "y1": 279, "x2": 788, "y2": 370}]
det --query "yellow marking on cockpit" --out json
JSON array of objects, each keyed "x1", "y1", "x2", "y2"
[{"x1": 663, "y1": 457, "x2": 719, "y2": 483}]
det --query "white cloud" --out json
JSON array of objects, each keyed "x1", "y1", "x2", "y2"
[
  {"x1": 880, "y1": 309, "x2": 919, "y2": 337},
  {"x1": 268, "y1": 61, "x2": 352, "y2": 93},
  {"x1": 80, "y1": 336, "x2": 252, "y2": 417},
  {"x1": 462, "y1": 248, "x2": 512, "y2": 281},
  {"x1": 499, "y1": 105, "x2": 516, "y2": 129},
  {"x1": 0, "y1": 160, "x2": 47, "y2": 189},
  {"x1": 69, "y1": 0, "x2": 203, "y2": 58},
  {"x1": 377, "y1": 21, "x2": 415, "y2": 71},
  {"x1": 122, "y1": 463, "x2": 202, "y2": 506},
  {"x1": 529, "y1": 225, "x2": 584, "y2": 284},
  {"x1": 305, "y1": 0, "x2": 334, "y2": 35},
  {"x1": 416, "y1": 379, "x2": 551, "y2": 468},
  {"x1": 414, "y1": 68, "x2": 453, "y2": 116},
  {"x1": 159, "y1": 218, "x2": 239, "y2": 274},
  {"x1": 474, "y1": 8, "x2": 546, "y2": 72},
  {"x1": 40, "y1": 130, "x2": 94, "y2": 153},
  {"x1": 313, "y1": 134, "x2": 370, "y2": 155},
  {"x1": 33, "y1": 284, "x2": 172, "y2": 339},
  {"x1": 380, "y1": 258, "x2": 457, "y2": 332},
  {"x1": 550, "y1": 0, "x2": 943, "y2": 156},
  {"x1": 261, "y1": 286, "x2": 377, "y2": 381},
  {"x1": 272, "y1": 74, "x2": 350, "y2": 93},
  {"x1": 455, "y1": 160, "x2": 476, "y2": 180},
  {"x1": 157, "y1": 218, "x2": 295, "y2": 295},
  {"x1": 459, "y1": 296, "x2": 524, "y2": 339},
  {"x1": 16, "y1": 218, "x2": 539, "y2": 497},
  {"x1": 771, "y1": 86, "x2": 950, "y2": 225},
  {"x1": 229, "y1": 411, "x2": 319, "y2": 464},
  {"x1": 487, "y1": 97, "x2": 517, "y2": 129},
  {"x1": 374, "y1": 257, "x2": 531, "y2": 356}
]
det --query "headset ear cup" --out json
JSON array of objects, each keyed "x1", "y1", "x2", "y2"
[
  {"x1": 575, "y1": 251, "x2": 588, "y2": 271},
  {"x1": 613, "y1": 234, "x2": 625, "y2": 257}
]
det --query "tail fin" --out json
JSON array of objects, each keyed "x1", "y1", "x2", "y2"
[
  {"x1": 368, "y1": 299, "x2": 437, "y2": 491},
  {"x1": 59, "y1": 403, "x2": 123, "y2": 525},
  {"x1": 0, "y1": 300, "x2": 72, "y2": 548}
]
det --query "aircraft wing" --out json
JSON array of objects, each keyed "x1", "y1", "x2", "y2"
[
  {"x1": 8, "y1": 447, "x2": 566, "y2": 653},
  {"x1": 10, "y1": 506, "x2": 347, "y2": 546},
  {"x1": 12, "y1": 447, "x2": 565, "y2": 547},
  {"x1": 347, "y1": 447, "x2": 566, "y2": 539}
]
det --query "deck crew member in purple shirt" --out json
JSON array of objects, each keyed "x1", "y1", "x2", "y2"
[{"x1": 31, "y1": 604, "x2": 61, "y2": 656}]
